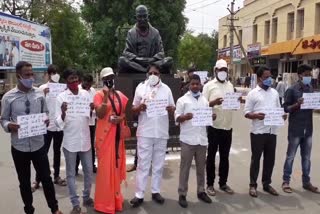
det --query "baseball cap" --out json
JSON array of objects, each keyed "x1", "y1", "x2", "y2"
[
  {"x1": 100, "y1": 67, "x2": 114, "y2": 79},
  {"x1": 215, "y1": 59, "x2": 228, "y2": 69}
]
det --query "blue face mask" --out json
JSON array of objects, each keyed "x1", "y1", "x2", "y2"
[
  {"x1": 302, "y1": 76, "x2": 312, "y2": 85},
  {"x1": 262, "y1": 77, "x2": 272, "y2": 87},
  {"x1": 191, "y1": 91, "x2": 201, "y2": 97},
  {"x1": 19, "y1": 76, "x2": 34, "y2": 89}
]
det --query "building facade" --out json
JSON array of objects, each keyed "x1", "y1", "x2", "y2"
[{"x1": 218, "y1": 0, "x2": 320, "y2": 79}]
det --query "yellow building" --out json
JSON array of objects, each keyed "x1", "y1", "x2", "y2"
[{"x1": 218, "y1": 0, "x2": 320, "y2": 77}]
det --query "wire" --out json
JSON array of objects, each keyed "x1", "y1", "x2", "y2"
[
  {"x1": 185, "y1": 0, "x2": 225, "y2": 13},
  {"x1": 186, "y1": 0, "x2": 212, "y2": 8}
]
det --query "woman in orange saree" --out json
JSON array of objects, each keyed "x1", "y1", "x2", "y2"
[{"x1": 94, "y1": 67, "x2": 128, "y2": 214}]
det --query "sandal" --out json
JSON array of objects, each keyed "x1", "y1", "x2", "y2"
[
  {"x1": 249, "y1": 187, "x2": 258, "y2": 198},
  {"x1": 31, "y1": 181, "x2": 40, "y2": 193},
  {"x1": 303, "y1": 183, "x2": 320, "y2": 194},
  {"x1": 282, "y1": 182, "x2": 293, "y2": 193},
  {"x1": 54, "y1": 177, "x2": 67, "y2": 186}
]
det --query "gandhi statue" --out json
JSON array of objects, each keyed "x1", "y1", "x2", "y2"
[{"x1": 118, "y1": 5, "x2": 173, "y2": 73}]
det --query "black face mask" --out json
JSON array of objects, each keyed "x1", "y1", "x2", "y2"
[{"x1": 104, "y1": 79, "x2": 114, "y2": 89}]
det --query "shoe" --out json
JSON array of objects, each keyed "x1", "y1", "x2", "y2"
[
  {"x1": 197, "y1": 192, "x2": 212, "y2": 204},
  {"x1": 303, "y1": 183, "x2": 320, "y2": 194},
  {"x1": 70, "y1": 206, "x2": 81, "y2": 214},
  {"x1": 263, "y1": 185, "x2": 279, "y2": 196},
  {"x1": 152, "y1": 193, "x2": 165, "y2": 204},
  {"x1": 206, "y1": 186, "x2": 216, "y2": 196},
  {"x1": 127, "y1": 164, "x2": 137, "y2": 172},
  {"x1": 83, "y1": 197, "x2": 94, "y2": 207},
  {"x1": 31, "y1": 181, "x2": 40, "y2": 193},
  {"x1": 249, "y1": 186, "x2": 258, "y2": 197},
  {"x1": 178, "y1": 195, "x2": 188, "y2": 208},
  {"x1": 93, "y1": 166, "x2": 97, "y2": 173},
  {"x1": 130, "y1": 197, "x2": 144, "y2": 208},
  {"x1": 220, "y1": 184, "x2": 234, "y2": 194},
  {"x1": 53, "y1": 211, "x2": 63, "y2": 214}
]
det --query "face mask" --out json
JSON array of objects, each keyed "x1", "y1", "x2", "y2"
[
  {"x1": 148, "y1": 75, "x2": 160, "y2": 86},
  {"x1": 191, "y1": 91, "x2": 201, "y2": 97},
  {"x1": 302, "y1": 76, "x2": 312, "y2": 85},
  {"x1": 19, "y1": 76, "x2": 34, "y2": 89},
  {"x1": 67, "y1": 81, "x2": 79, "y2": 91},
  {"x1": 51, "y1": 74, "x2": 60, "y2": 83},
  {"x1": 262, "y1": 77, "x2": 273, "y2": 87},
  {"x1": 104, "y1": 79, "x2": 114, "y2": 89},
  {"x1": 217, "y1": 71, "x2": 227, "y2": 81}
]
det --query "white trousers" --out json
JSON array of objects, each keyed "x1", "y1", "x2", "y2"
[{"x1": 135, "y1": 137, "x2": 167, "y2": 199}]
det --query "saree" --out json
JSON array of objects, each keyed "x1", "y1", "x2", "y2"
[{"x1": 94, "y1": 90, "x2": 128, "y2": 213}]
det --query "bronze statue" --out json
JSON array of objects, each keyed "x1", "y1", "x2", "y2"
[{"x1": 118, "y1": 5, "x2": 173, "y2": 73}]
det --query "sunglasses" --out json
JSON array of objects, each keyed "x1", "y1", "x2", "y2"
[{"x1": 25, "y1": 100, "x2": 30, "y2": 114}]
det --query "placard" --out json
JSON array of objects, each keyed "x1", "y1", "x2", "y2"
[
  {"x1": 222, "y1": 92, "x2": 242, "y2": 110},
  {"x1": 263, "y1": 108, "x2": 285, "y2": 126},
  {"x1": 194, "y1": 71, "x2": 208, "y2": 84},
  {"x1": 301, "y1": 93, "x2": 320, "y2": 109},
  {"x1": 66, "y1": 95, "x2": 91, "y2": 117},
  {"x1": 146, "y1": 98, "x2": 168, "y2": 118},
  {"x1": 17, "y1": 113, "x2": 47, "y2": 139},
  {"x1": 48, "y1": 83, "x2": 66, "y2": 98},
  {"x1": 191, "y1": 107, "x2": 213, "y2": 126}
]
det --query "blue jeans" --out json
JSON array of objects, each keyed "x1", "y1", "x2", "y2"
[
  {"x1": 63, "y1": 148, "x2": 93, "y2": 207},
  {"x1": 283, "y1": 135, "x2": 312, "y2": 185}
]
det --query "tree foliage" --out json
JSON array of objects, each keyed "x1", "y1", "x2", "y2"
[{"x1": 178, "y1": 31, "x2": 218, "y2": 71}]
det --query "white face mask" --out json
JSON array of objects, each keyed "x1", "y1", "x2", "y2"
[
  {"x1": 148, "y1": 74, "x2": 160, "y2": 86},
  {"x1": 51, "y1": 74, "x2": 60, "y2": 83},
  {"x1": 217, "y1": 71, "x2": 227, "y2": 81}
]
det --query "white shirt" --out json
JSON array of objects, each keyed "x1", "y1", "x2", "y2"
[
  {"x1": 79, "y1": 85, "x2": 96, "y2": 126},
  {"x1": 175, "y1": 91, "x2": 208, "y2": 146},
  {"x1": 133, "y1": 81, "x2": 175, "y2": 140},
  {"x1": 11, "y1": 46, "x2": 19, "y2": 66},
  {"x1": 202, "y1": 78, "x2": 234, "y2": 130},
  {"x1": 244, "y1": 86, "x2": 281, "y2": 135},
  {"x1": 312, "y1": 68, "x2": 319, "y2": 79},
  {"x1": 55, "y1": 89, "x2": 91, "y2": 152},
  {"x1": 39, "y1": 82, "x2": 65, "y2": 132}
]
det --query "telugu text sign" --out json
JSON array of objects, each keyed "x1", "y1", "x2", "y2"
[
  {"x1": 191, "y1": 107, "x2": 213, "y2": 127},
  {"x1": 66, "y1": 95, "x2": 91, "y2": 117},
  {"x1": 263, "y1": 108, "x2": 285, "y2": 126},
  {"x1": 194, "y1": 71, "x2": 208, "y2": 84},
  {"x1": 301, "y1": 93, "x2": 320, "y2": 109},
  {"x1": 222, "y1": 92, "x2": 242, "y2": 110},
  {"x1": 17, "y1": 113, "x2": 47, "y2": 139},
  {"x1": 48, "y1": 83, "x2": 66, "y2": 98},
  {"x1": 146, "y1": 99, "x2": 168, "y2": 118}
]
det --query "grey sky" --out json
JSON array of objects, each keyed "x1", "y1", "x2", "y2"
[{"x1": 185, "y1": 0, "x2": 244, "y2": 35}]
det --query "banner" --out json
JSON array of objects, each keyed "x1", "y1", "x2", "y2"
[{"x1": 0, "y1": 12, "x2": 52, "y2": 69}]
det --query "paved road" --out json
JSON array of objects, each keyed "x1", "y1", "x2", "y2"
[{"x1": 1, "y1": 110, "x2": 320, "y2": 213}]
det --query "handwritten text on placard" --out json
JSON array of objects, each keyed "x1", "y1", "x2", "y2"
[
  {"x1": 222, "y1": 92, "x2": 242, "y2": 110},
  {"x1": 146, "y1": 99, "x2": 168, "y2": 118},
  {"x1": 48, "y1": 83, "x2": 66, "y2": 98},
  {"x1": 17, "y1": 113, "x2": 47, "y2": 139},
  {"x1": 301, "y1": 93, "x2": 320, "y2": 109},
  {"x1": 263, "y1": 108, "x2": 285, "y2": 126},
  {"x1": 66, "y1": 95, "x2": 91, "y2": 117},
  {"x1": 191, "y1": 107, "x2": 213, "y2": 126}
]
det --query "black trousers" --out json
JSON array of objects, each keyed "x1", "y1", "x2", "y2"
[
  {"x1": 250, "y1": 133, "x2": 277, "y2": 188},
  {"x1": 11, "y1": 146, "x2": 58, "y2": 214},
  {"x1": 206, "y1": 127, "x2": 232, "y2": 187},
  {"x1": 76, "y1": 125, "x2": 96, "y2": 171},
  {"x1": 36, "y1": 131, "x2": 63, "y2": 182}
]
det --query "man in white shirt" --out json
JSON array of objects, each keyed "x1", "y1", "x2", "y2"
[
  {"x1": 55, "y1": 69, "x2": 93, "y2": 214},
  {"x1": 76, "y1": 74, "x2": 97, "y2": 174},
  {"x1": 176, "y1": 74, "x2": 215, "y2": 208},
  {"x1": 11, "y1": 42, "x2": 19, "y2": 66},
  {"x1": 202, "y1": 59, "x2": 235, "y2": 196},
  {"x1": 244, "y1": 66, "x2": 283, "y2": 198},
  {"x1": 130, "y1": 63, "x2": 175, "y2": 208},
  {"x1": 32, "y1": 65, "x2": 66, "y2": 192},
  {"x1": 311, "y1": 65, "x2": 319, "y2": 89}
]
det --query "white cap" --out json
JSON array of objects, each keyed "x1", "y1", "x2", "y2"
[
  {"x1": 215, "y1": 59, "x2": 228, "y2": 69},
  {"x1": 100, "y1": 67, "x2": 114, "y2": 79}
]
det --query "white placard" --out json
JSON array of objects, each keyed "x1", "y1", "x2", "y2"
[
  {"x1": 17, "y1": 113, "x2": 47, "y2": 139},
  {"x1": 301, "y1": 93, "x2": 320, "y2": 109},
  {"x1": 191, "y1": 107, "x2": 213, "y2": 126},
  {"x1": 222, "y1": 92, "x2": 242, "y2": 110},
  {"x1": 48, "y1": 83, "x2": 66, "y2": 98},
  {"x1": 66, "y1": 95, "x2": 91, "y2": 117},
  {"x1": 263, "y1": 108, "x2": 285, "y2": 126},
  {"x1": 146, "y1": 98, "x2": 168, "y2": 118},
  {"x1": 194, "y1": 71, "x2": 208, "y2": 84}
]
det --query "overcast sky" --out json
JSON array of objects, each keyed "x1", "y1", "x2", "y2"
[{"x1": 184, "y1": 0, "x2": 244, "y2": 35}]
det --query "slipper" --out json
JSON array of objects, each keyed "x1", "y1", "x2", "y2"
[
  {"x1": 54, "y1": 177, "x2": 67, "y2": 186},
  {"x1": 282, "y1": 183, "x2": 293, "y2": 193},
  {"x1": 31, "y1": 181, "x2": 40, "y2": 193},
  {"x1": 249, "y1": 187, "x2": 258, "y2": 198},
  {"x1": 303, "y1": 183, "x2": 320, "y2": 194}
]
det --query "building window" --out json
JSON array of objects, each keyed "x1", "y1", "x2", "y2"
[
  {"x1": 272, "y1": 18, "x2": 278, "y2": 43},
  {"x1": 296, "y1": 9, "x2": 304, "y2": 38},
  {"x1": 239, "y1": 29, "x2": 243, "y2": 44},
  {"x1": 253, "y1": 24, "x2": 258, "y2": 43},
  {"x1": 223, "y1": 35, "x2": 227, "y2": 48},
  {"x1": 287, "y1": 13, "x2": 294, "y2": 40},
  {"x1": 264, "y1": 20, "x2": 270, "y2": 45},
  {"x1": 315, "y1": 4, "x2": 320, "y2": 34}
]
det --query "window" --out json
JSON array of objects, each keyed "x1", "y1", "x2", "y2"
[
  {"x1": 264, "y1": 20, "x2": 270, "y2": 45},
  {"x1": 239, "y1": 29, "x2": 243, "y2": 44},
  {"x1": 315, "y1": 4, "x2": 320, "y2": 34},
  {"x1": 223, "y1": 35, "x2": 227, "y2": 48},
  {"x1": 296, "y1": 9, "x2": 304, "y2": 37},
  {"x1": 272, "y1": 18, "x2": 278, "y2": 43},
  {"x1": 287, "y1": 13, "x2": 294, "y2": 40},
  {"x1": 253, "y1": 24, "x2": 258, "y2": 43}
]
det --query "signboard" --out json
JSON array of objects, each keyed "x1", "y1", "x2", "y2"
[
  {"x1": 146, "y1": 98, "x2": 168, "y2": 118},
  {"x1": 66, "y1": 95, "x2": 91, "y2": 117},
  {"x1": 0, "y1": 12, "x2": 52, "y2": 69},
  {"x1": 17, "y1": 113, "x2": 47, "y2": 139},
  {"x1": 191, "y1": 107, "x2": 213, "y2": 126},
  {"x1": 48, "y1": 83, "x2": 66, "y2": 98},
  {"x1": 194, "y1": 71, "x2": 208, "y2": 84},
  {"x1": 218, "y1": 45, "x2": 242, "y2": 63},
  {"x1": 301, "y1": 93, "x2": 320, "y2": 109},
  {"x1": 247, "y1": 43, "x2": 261, "y2": 59},
  {"x1": 222, "y1": 92, "x2": 242, "y2": 110},
  {"x1": 263, "y1": 108, "x2": 285, "y2": 126}
]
